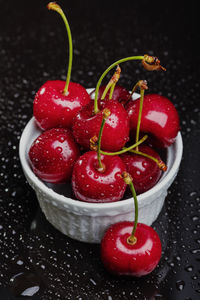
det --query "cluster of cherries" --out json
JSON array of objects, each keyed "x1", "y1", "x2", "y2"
[{"x1": 29, "y1": 3, "x2": 180, "y2": 277}]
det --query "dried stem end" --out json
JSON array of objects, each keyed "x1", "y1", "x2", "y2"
[
  {"x1": 90, "y1": 136, "x2": 98, "y2": 151},
  {"x1": 142, "y1": 54, "x2": 166, "y2": 71},
  {"x1": 47, "y1": 2, "x2": 63, "y2": 14},
  {"x1": 138, "y1": 80, "x2": 148, "y2": 90},
  {"x1": 111, "y1": 65, "x2": 121, "y2": 84},
  {"x1": 103, "y1": 108, "x2": 111, "y2": 119},
  {"x1": 157, "y1": 160, "x2": 167, "y2": 171},
  {"x1": 122, "y1": 171, "x2": 133, "y2": 185}
]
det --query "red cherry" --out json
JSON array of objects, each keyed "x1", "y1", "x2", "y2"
[
  {"x1": 33, "y1": 80, "x2": 90, "y2": 130},
  {"x1": 121, "y1": 145, "x2": 162, "y2": 194},
  {"x1": 126, "y1": 94, "x2": 180, "y2": 147},
  {"x1": 72, "y1": 100, "x2": 130, "y2": 151},
  {"x1": 33, "y1": 4, "x2": 91, "y2": 130},
  {"x1": 29, "y1": 128, "x2": 80, "y2": 183},
  {"x1": 101, "y1": 221, "x2": 162, "y2": 276},
  {"x1": 90, "y1": 85, "x2": 130, "y2": 106},
  {"x1": 72, "y1": 151, "x2": 127, "y2": 203}
]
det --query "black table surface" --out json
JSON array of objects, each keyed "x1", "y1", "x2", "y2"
[{"x1": 0, "y1": 0, "x2": 200, "y2": 299}]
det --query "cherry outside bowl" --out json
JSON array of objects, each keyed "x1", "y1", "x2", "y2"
[{"x1": 19, "y1": 90, "x2": 183, "y2": 243}]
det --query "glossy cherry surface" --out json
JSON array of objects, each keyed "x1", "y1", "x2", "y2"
[
  {"x1": 121, "y1": 145, "x2": 162, "y2": 194},
  {"x1": 101, "y1": 221, "x2": 162, "y2": 277},
  {"x1": 72, "y1": 100, "x2": 130, "y2": 151},
  {"x1": 90, "y1": 85, "x2": 130, "y2": 106},
  {"x1": 33, "y1": 80, "x2": 90, "y2": 130},
  {"x1": 126, "y1": 94, "x2": 180, "y2": 147},
  {"x1": 72, "y1": 151, "x2": 127, "y2": 203},
  {"x1": 29, "y1": 128, "x2": 80, "y2": 183}
]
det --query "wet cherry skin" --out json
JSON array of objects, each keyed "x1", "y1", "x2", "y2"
[
  {"x1": 126, "y1": 94, "x2": 180, "y2": 147},
  {"x1": 90, "y1": 85, "x2": 130, "y2": 106},
  {"x1": 101, "y1": 221, "x2": 162, "y2": 276},
  {"x1": 121, "y1": 145, "x2": 162, "y2": 194},
  {"x1": 72, "y1": 151, "x2": 127, "y2": 203},
  {"x1": 33, "y1": 80, "x2": 90, "y2": 130},
  {"x1": 29, "y1": 128, "x2": 80, "y2": 183},
  {"x1": 72, "y1": 100, "x2": 130, "y2": 151}
]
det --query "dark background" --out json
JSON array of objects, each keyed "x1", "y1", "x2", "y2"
[{"x1": 0, "y1": 0, "x2": 200, "y2": 299}]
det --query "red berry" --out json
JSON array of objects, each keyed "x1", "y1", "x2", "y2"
[
  {"x1": 126, "y1": 94, "x2": 180, "y2": 147},
  {"x1": 72, "y1": 100, "x2": 130, "y2": 151},
  {"x1": 121, "y1": 145, "x2": 162, "y2": 194},
  {"x1": 33, "y1": 80, "x2": 90, "y2": 130},
  {"x1": 29, "y1": 128, "x2": 80, "y2": 183},
  {"x1": 72, "y1": 151, "x2": 127, "y2": 203},
  {"x1": 101, "y1": 221, "x2": 162, "y2": 276}
]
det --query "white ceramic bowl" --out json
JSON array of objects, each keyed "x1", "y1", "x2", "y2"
[{"x1": 19, "y1": 91, "x2": 183, "y2": 243}]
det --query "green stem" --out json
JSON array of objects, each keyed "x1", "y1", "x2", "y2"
[
  {"x1": 94, "y1": 56, "x2": 144, "y2": 114},
  {"x1": 109, "y1": 82, "x2": 116, "y2": 99},
  {"x1": 129, "y1": 181, "x2": 138, "y2": 240},
  {"x1": 97, "y1": 109, "x2": 111, "y2": 170},
  {"x1": 97, "y1": 118, "x2": 106, "y2": 169},
  {"x1": 101, "y1": 65, "x2": 121, "y2": 100},
  {"x1": 129, "y1": 81, "x2": 139, "y2": 99},
  {"x1": 135, "y1": 88, "x2": 144, "y2": 151},
  {"x1": 101, "y1": 81, "x2": 113, "y2": 100},
  {"x1": 122, "y1": 147, "x2": 167, "y2": 171},
  {"x1": 100, "y1": 134, "x2": 148, "y2": 156},
  {"x1": 48, "y1": 3, "x2": 73, "y2": 95},
  {"x1": 122, "y1": 172, "x2": 138, "y2": 245},
  {"x1": 127, "y1": 148, "x2": 158, "y2": 163}
]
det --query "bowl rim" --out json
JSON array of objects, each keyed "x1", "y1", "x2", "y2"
[{"x1": 19, "y1": 92, "x2": 183, "y2": 212}]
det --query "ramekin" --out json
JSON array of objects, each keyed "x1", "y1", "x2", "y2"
[{"x1": 19, "y1": 91, "x2": 183, "y2": 243}]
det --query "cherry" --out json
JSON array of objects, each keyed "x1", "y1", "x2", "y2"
[
  {"x1": 72, "y1": 99, "x2": 130, "y2": 151},
  {"x1": 101, "y1": 172, "x2": 162, "y2": 276},
  {"x1": 72, "y1": 55, "x2": 158, "y2": 152},
  {"x1": 33, "y1": 3, "x2": 90, "y2": 130},
  {"x1": 34, "y1": 80, "x2": 90, "y2": 130},
  {"x1": 72, "y1": 151, "x2": 126, "y2": 203},
  {"x1": 126, "y1": 93, "x2": 180, "y2": 147},
  {"x1": 101, "y1": 221, "x2": 162, "y2": 276},
  {"x1": 90, "y1": 85, "x2": 130, "y2": 106},
  {"x1": 121, "y1": 145, "x2": 163, "y2": 194},
  {"x1": 29, "y1": 128, "x2": 80, "y2": 183},
  {"x1": 72, "y1": 109, "x2": 127, "y2": 203}
]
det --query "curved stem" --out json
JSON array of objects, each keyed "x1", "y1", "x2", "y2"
[
  {"x1": 97, "y1": 118, "x2": 106, "y2": 170},
  {"x1": 135, "y1": 88, "x2": 144, "y2": 151},
  {"x1": 48, "y1": 2, "x2": 73, "y2": 95},
  {"x1": 125, "y1": 148, "x2": 167, "y2": 171},
  {"x1": 122, "y1": 172, "x2": 138, "y2": 245},
  {"x1": 101, "y1": 82, "x2": 112, "y2": 100},
  {"x1": 94, "y1": 56, "x2": 144, "y2": 114},
  {"x1": 109, "y1": 82, "x2": 116, "y2": 99},
  {"x1": 97, "y1": 109, "x2": 111, "y2": 170},
  {"x1": 129, "y1": 181, "x2": 138, "y2": 241},
  {"x1": 128, "y1": 148, "x2": 158, "y2": 163},
  {"x1": 101, "y1": 65, "x2": 121, "y2": 100},
  {"x1": 100, "y1": 135, "x2": 148, "y2": 156}
]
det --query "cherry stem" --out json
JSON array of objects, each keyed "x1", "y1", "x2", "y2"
[
  {"x1": 122, "y1": 172, "x2": 138, "y2": 245},
  {"x1": 97, "y1": 109, "x2": 111, "y2": 170},
  {"x1": 124, "y1": 148, "x2": 167, "y2": 171},
  {"x1": 109, "y1": 82, "x2": 116, "y2": 99},
  {"x1": 100, "y1": 134, "x2": 148, "y2": 156},
  {"x1": 128, "y1": 79, "x2": 148, "y2": 100},
  {"x1": 135, "y1": 88, "x2": 144, "y2": 151},
  {"x1": 101, "y1": 65, "x2": 121, "y2": 100},
  {"x1": 94, "y1": 56, "x2": 144, "y2": 114},
  {"x1": 48, "y1": 2, "x2": 73, "y2": 95}
]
